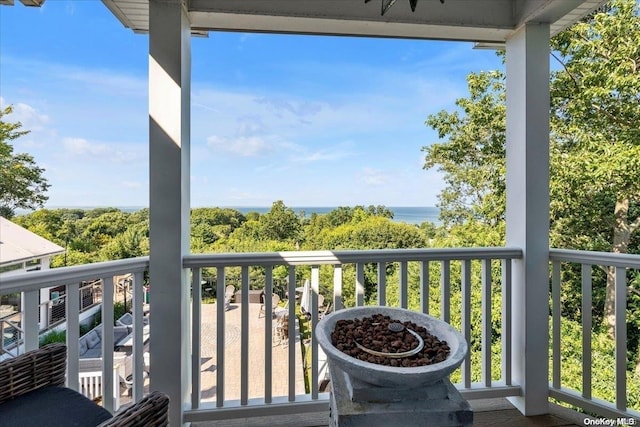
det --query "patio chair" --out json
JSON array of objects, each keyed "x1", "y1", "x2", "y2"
[
  {"x1": 317, "y1": 294, "x2": 332, "y2": 319},
  {"x1": 259, "y1": 293, "x2": 288, "y2": 318},
  {"x1": 224, "y1": 285, "x2": 235, "y2": 311},
  {"x1": 273, "y1": 311, "x2": 289, "y2": 346},
  {"x1": 0, "y1": 343, "x2": 169, "y2": 427}
]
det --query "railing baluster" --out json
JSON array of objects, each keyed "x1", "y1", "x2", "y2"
[
  {"x1": 581, "y1": 264, "x2": 592, "y2": 400},
  {"x1": 440, "y1": 260, "x2": 450, "y2": 323},
  {"x1": 614, "y1": 266, "x2": 627, "y2": 411},
  {"x1": 191, "y1": 267, "x2": 202, "y2": 409},
  {"x1": 399, "y1": 261, "x2": 408, "y2": 309},
  {"x1": 334, "y1": 265, "x2": 343, "y2": 310},
  {"x1": 132, "y1": 270, "x2": 145, "y2": 402},
  {"x1": 461, "y1": 259, "x2": 471, "y2": 389},
  {"x1": 377, "y1": 262, "x2": 386, "y2": 306},
  {"x1": 356, "y1": 263, "x2": 365, "y2": 307},
  {"x1": 502, "y1": 259, "x2": 512, "y2": 386},
  {"x1": 216, "y1": 267, "x2": 226, "y2": 407},
  {"x1": 311, "y1": 266, "x2": 320, "y2": 399},
  {"x1": 552, "y1": 260, "x2": 561, "y2": 389},
  {"x1": 264, "y1": 265, "x2": 273, "y2": 404},
  {"x1": 102, "y1": 276, "x2": 115, "y2": 413},
  {"x1": 23, "y1": 289, "x2": 39, "y2": 352},
  {"x1": 66, "y1": 282, "x2": 80, "y2": 391},
  {"x1": 287, "y1": 266, "x2": 296, "y2": 401},
  {"x1": 240, "y1": 266, "x2": 249, "y2": 405},
  {"x1": 481, "y1": 259, "x2": 492, "y2": 388},
  {"x1": 420, "y1": 260, "x2": 429, "y2": 314}
]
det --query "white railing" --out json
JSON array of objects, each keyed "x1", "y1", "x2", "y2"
[
  {"x1": 549, "y1": 249, "x2": 640, "y2": 420},
  {"x1": 0, "y1": 257, "x2": 149, "y2": 414},
  {"x1": 79, "y1": 366, "x2": 121, "y2": 409},
  {"x1": 183, "y1": 247, "x2": 523, "y2": 425},
  {"x1": 4, "y1": 247, "x2": 638, "y2": 424}
]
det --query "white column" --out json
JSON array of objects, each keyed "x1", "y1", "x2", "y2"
[
  {"x1": 148, "y1": 1, "x2": 191, "y2": 425},
  {"x1": 505, "y1": 22, "x2": 550, "y2": 416}
]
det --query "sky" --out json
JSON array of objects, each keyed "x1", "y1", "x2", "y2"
[{"x1": 0, "y1": 1, "x2": 504, "y2": 208}]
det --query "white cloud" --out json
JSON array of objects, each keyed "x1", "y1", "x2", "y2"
[
  {"x1": 0, "y1": 98, "x2": 51, "y2": 131},
  {"x1": 206, "y1": 135, "x2": 271, "y2": 157},
  {"x1": 63, "y1": 137, "x2": 138, "y2": 163},
  {"x1": 290, "y1": 147, "x2": 354, "y2": 164},
  {"x1": 64, "y1": 137, "x2": 108, "y2": 155},
  {"x1": 359, "y1": 167, "x2": 391, "y2": 185}
]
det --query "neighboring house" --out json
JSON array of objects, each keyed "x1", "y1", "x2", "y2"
[
  {"x1": 0, "y1": 216, "x2": 65, "y2": 355},
  {"x1": 0, "y1": 216, "x2": 65, "y2": 276}
]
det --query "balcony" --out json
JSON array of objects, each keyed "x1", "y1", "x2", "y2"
[
  {"x1": 1, "y1": 247, "x2": 638, "y2": 425},
  {"x1": 1, "y1": 0, "x2": 637, "y2": 425}
]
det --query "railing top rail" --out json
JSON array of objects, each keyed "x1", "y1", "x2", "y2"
[
  {"x1": 0, "y1": 256, "x2": 149, "y2": 294},
  {"x1": 183, "y1": 247, "x2": 523, "y2": 268},
  {"x1": 549, "y1": 248, "x2": 640, "y2": 269}
]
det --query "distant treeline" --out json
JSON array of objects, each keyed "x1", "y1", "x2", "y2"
[{"x1": 13, "y1": 201, "x2": 440, "y2": 267}]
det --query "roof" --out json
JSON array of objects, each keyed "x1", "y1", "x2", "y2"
[
  {"x1": 0, "y1": 217, "x2": 65, "y2": 266},
  {"x1": 100, "y1": 0, "x2": 608, "y2": 43}
]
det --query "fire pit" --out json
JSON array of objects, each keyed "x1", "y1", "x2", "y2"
[
  {"x1": 316, "y1": 306, "x2": 468, "y2": 388},
  {"x1": 315, "y1": 306, "x2": 472, "y2": 427}
]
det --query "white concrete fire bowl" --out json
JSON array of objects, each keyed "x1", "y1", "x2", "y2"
[{"x1": 315, "y1": 306, "x2": 468, "y2": 388}]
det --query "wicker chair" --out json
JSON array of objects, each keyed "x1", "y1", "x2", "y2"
[{"x1": 0, "y1": 343, "x2": 169, "y2": 427}]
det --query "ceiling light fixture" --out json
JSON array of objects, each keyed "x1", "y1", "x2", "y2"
[{"x1": 365, "y1": 0, "x2": 445, "y2": 16}]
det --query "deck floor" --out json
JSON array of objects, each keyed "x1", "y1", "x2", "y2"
[
  {"x1": 470, "y1": 399, "x2": 584, "y2": 426},
  {"x1": 199, "y1": 301, "x2": 306, "y2": 402},
  {"x1": 120, "y1": 303, "x2": 588, "y2": 426},
  {"x1": 191, "y1": 398, "x2": 587, "y2": 426}
]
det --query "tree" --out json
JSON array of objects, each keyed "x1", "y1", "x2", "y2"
[
  {"x1": 100, "y1": 226, "x2": 148, "y2": 260},
  {"x1": 549, "y1": 0, "x2": 640, "y2": 335},
  {"x1": 191, "y1": 207, "x2": 246, "y2": 249},
  {"x1": 422, "y1": 0, "x2": 640, "y2": 375},
  {"x1": 258, "y1": 201, "x2": 302, "y2": 243},
  {"x1": 0, "y1": 105, "x2": 50, "y2": 218},
  {"x1": 421, "y1": 70, "x2": 506, "y2": 228}
]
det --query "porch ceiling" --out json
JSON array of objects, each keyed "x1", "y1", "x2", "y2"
[{"x1": 101, "y1": 0, "x2": 606, "y2": 42}]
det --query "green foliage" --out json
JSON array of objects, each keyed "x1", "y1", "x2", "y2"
[
  {"x1": 191, "y1": 207, "x2": 246, "y2": 250},
  {"x1": 553, "y1": 317, "x2": 640, "y2": 411},
  {"x1": 549, "y1": 0, "x2": 640, "y2": 255},
  {"x1": 420, "y1": 0, "x2": 640, "y2": 407},
  {"x1": 39, "y1": 329, "x2": 66, "y2": 347},
  {"x1": 100, "y1": 226, "x2": 148, "y2": 260},
  {"x1": 422, "y1": 70, "x2": 506, "y2": 228},
  {"x1": 308, "y1": 217, "x2": 427, "y2": 251},
  {"x1": 258, "y1": 200, "x2": 303, "y2": 243},
  {"x1": 113, "y1": 301, "x2": 127, "y2": 322},
  {"x1": 0, "y1": 105, "x2": 50, "y2": 218}
]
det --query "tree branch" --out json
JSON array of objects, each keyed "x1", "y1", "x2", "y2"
[
  {"x1": 591, "y1": 104, "x2": 635, "y2": 128},
  {"x1": 551, "y1": 52, "x2": 580, "y2": 90},
  {"x1": 630, "y1": 215, "x2": 640, "y2": 234}
]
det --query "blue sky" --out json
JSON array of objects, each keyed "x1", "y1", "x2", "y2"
[{"x1": 0, "y1": 1, "x2": 503, "y2": 208}]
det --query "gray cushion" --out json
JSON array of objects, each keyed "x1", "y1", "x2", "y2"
[
  {"x1": 113, "y1": 326, "x2": 129, "y2": 344},
  {"x1": 79, "y1": 338, "x2": 88, "y2": 355},
  {"x1": 116, "y1": 313, "x2": 133, "y2": 326},
  {"x1": 85, "y1": 331, "x2": 100, "y2": 349},
  {"x1": 0, "y1": 385, "x2": 112, "y2": 426}
]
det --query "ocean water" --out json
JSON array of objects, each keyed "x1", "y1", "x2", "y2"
[
  {"x1": 18, "y1": 206, "x2": 440, "y2": 225},
  {"x1": 229, "y1": 206, "x2": 440, "y2": 225}
]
